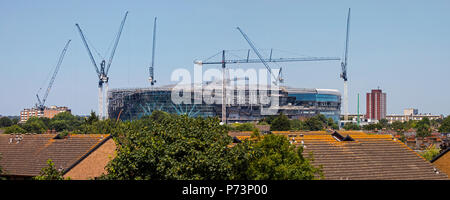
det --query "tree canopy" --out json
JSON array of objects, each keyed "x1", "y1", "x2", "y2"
[{"x1": 103, "y1": 111, "x2": 322, "y2": 180}]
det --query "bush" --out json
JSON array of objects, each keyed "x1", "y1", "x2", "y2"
[
  {"x1": 103, "y1": 111, "x2": 322, "y2": 180},
  {"x1": 4, "y1": 125, "x2": 26, "y2": 134},
  {"x1": 0, "y1": 117, "x2": 12, "y2": 127},
  {"x1": 33, "y1": 159, "x2": 67, "y2": 180},
  {"x1": 270, "y1": 113, "x2": 291, "y2": 131},
  {"x1": 232, "y1": 134, "x2": 322, "y2": 180},
  {"x1": 420, "y1": 145, "x2": 440, "y2": 161}
]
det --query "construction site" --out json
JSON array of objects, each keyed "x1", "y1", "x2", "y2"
[
  {"x1": 107, "y1": 9, "x2": 351, "y2": 124},
  {"x1": 21, "y1": 9, "x2": 353, "y2": 125}
]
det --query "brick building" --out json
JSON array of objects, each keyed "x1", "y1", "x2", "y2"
[
  {"x1": 366, "y1": 89, "x2": 386, "y2": 121},
  {"x1": 0, "y1": 134, "x2": 115, "y2": 180},
  {"x1": 20, "y1": 106, "x2": 70, "y2": 123},
  {"x1": 233, "y1": 131, "x2": 448, "y2": 180}
]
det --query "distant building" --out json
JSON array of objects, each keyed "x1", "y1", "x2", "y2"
[
  {"x1": 404, "y1": 108, "x2": 419, "y2": 116},
  {"x1": 386, "y1": 109, "x2": 443, "y2": 123},
  {"x1": 20, "y1": 106, "x2": 70, "y2": 123},
  {"x1": 386, "y1": 114, "x2": 443, "y2": 123},
  {"x1": 366, "y1": 89, "x2": 386, "y2": 121}
]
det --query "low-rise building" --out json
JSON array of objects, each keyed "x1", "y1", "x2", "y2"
[
  {"x1": 20, "y1": 106, "x2": 70, "y2": 123},
  {"x1": 233, "y1": 131, "x2": 448, "y2": 180},
  {"x1": 0, "y1": 133, "x2": 115, "y2": 180},
  {"x1": 385, "y1": 108, "x2": 443, "y2": 124},
  {"x1": 386, "y1": 114, "x2": 443, "y2": 124},
  {"x1": 431, "y1": 148, "x2": 450, "y2": 177}
]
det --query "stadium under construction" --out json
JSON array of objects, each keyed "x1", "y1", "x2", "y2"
[
  {"x1": 106, "y1": 10, "x2": 351, "y2": 125},
  {"x1": 108, "y1": 84, "x2": 341, "y2": 123}
]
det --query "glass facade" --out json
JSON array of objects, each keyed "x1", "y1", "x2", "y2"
[{"x1": 108, "y1": 86, "x2": 341, "y2": 123}]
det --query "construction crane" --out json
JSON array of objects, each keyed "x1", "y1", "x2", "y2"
[
  {"x1": 36, "y1": 39, "x2": 71, "y2": 111},
  {"x1": 195, "y1": 30, "x2": 340, "y2": 123},
  {"x1": 341, "y1": 8, "x2": 351, "y2": 121},
  {"x1": 149, "y1": 17, "x2": 157, "y2": 85},
  {"x1": 75, "y1": 11, "x2": 128, "y2": 119},
  {"x1": 236, "y1": 27, "x2": 280, "y2": 85}
]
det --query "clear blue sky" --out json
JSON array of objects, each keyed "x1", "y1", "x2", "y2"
[{"x1": 1, "y1": 0, "x2": 449, "y2": 116}]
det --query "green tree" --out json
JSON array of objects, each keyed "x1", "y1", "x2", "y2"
[
  {"x1": 270, "y1": 113, "x2": 291, "y2": 131},
  {"x1": 379, "y1": 118, "x2": 389, "y2": 128},
  {"x1": 343, "y1": 122, "x2": 360, "y2": 130},
  {"x1": 416, "y1": 117, "x2": 432, "y2": 137},
  {"x1": 232, "y1": 123, "x2": 255, "y2": 131},
  {"x1": 4, "y1": 125, "x2": 26, "y2": 134},
  {"x1": 85, "y1": 111, "x2": 99, "y2": 125},
  {"x1": 232, "y1": 134, "x2": 322, "y2": 180},
  {"x1": 104, "y1": 114, "x2": 235, "y2": 180},
  {"x1": 22, "y1": 117, "x2": 47, "y2": 134},
  {"x1": 438, "y1": 116, "x2": 450, "y2": 133},
  {"x1": 420, "y1": 145, "x2": 441, "y2": 161},
  {"x1": 391, "y1": 121, "x2": 405, "y2": 133},
  {"x1": 33, "y1": 159, "x2": 67, "y2": 180},
  {"x1": 51, "y1": 112, "x2": 83, "y2": 131},
  {"x1": 305, "y1": 116, "x2": 324, "y2": 131},
  {"x1": 326, "y1": 118, "x2": 339, "y2": 130},
  {"x1": 0, "y1": 117, "x2": 12, "y2": 127},
  {"x1": 290, "y1": 119, "x2": 306, "y2": 131}
]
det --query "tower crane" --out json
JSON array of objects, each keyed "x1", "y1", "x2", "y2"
[
  {"x1": 236, "y1": 27, "x2": 281, "y2": 85},
  {"x1": 36, "y1": 39, "x2": 71, "y2": 111},
  {"x1": 149, "y1": 17, "x2": 157, "y2": 85},
  {"x1": 75, "y1": 11, "x2": 128, "y2": 119},
  {"x1": 194, "y1": 28, "x2": 340, "y2": 123},
  {"x1": 341, "y1": 8, "x2": 351, "y2": 121}
]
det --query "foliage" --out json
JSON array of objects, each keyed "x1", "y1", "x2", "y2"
[
  {"x1": 85, "y1": 111, "x2": 99, "y2": 125},
  {"x1": 33, "y1": 159, "x2": 67, "y2": 180},
  {"x1": 420, "y1": 145, "x2": 441, "y2": 161},
  {"x1": 232, "y1": 134, "x2": 322, "y2": 180},
  {"x1": 4, "y1": 125, "x2": 26, "y2": 134},
  {"x1": 22, "y1": 117, "x2": 47, "y2": 134},
  {"x1": 230, "y1": 123, "x2": 256, "y2": 132},
  {"x1": 438, "y1": 116, "x2": 450, "y2": 133},
  {"x1": 378, "y1": 118, "x2": 389, "y2": 128},
  {"x1": 362, "y1": 123, "x2": 382, "y2": 131},
  {"x1": 343, "y1": 122, "x2": 360, "y2": 130},
  {"x1": 0, "y1": 117, "x2": 12, "y2": 127},
  {"x1": 103, "y1": 111, "x2": 321, "y2": 180},
  {"x1": 305, "y1": 116, "x2": 324, "y2": 131},
  {"x1": 290, "y1": 119, "x2": 306, "y2": 131},
  {"x1": 270, "y1": 113, "x2": 291, "y2": 131},
  {"x1": 416, "y1": 117, "x2": 432, "y2": 137},
  {"x1": 391, "y1": 121, "x2": 405, "y2": 133},
  {"x1": 104, "y1": 114, "x2": 234, "y2": 180}
]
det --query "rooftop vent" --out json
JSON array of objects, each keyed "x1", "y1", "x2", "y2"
[
  {"x1": 332, "y1": 131, "x2": 355, "y2": 142},
  {"x1": 232, "y1": 136, "x2": 242, "y2": 143}
]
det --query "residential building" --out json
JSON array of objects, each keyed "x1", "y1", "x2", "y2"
[
  {"x1": 385, "y1": 109, "x2": 443, "y2": 123},
  {"x1": 0, "y1": 134, "x2": 115, "y2": 180},
  {"x1": 233, "y1": 131, "x2": 448, "y2": 180},
  {"x1": 431, "y1": 148, "x2": 450, "y2": 177},
  {"x1": 404, "y1": 108, "x2": 419, "y2": 116},
  {"x1": 20, "y1": 106, "x2": 70, "y2": 123},
  {"x1": 366, "y1": 89, "x2": 386, "y2": 121}
]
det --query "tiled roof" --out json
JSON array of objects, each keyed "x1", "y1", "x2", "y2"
[
  {"x1": 0, "y1": 134, "x2": 111, "y2": 177},
  {"x1": 293, "y1": 132, "x2": 448, "y2": 180}
]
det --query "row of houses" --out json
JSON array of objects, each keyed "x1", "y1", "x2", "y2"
[{"x1": 1, "y1": 130, "x2": 449, "y2": 180}]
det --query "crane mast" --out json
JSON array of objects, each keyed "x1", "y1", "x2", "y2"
[
  {"x1": 149, "y1": 17, "x2": 157, "y2": 85},
  {"x1": 36, "y1": 39, "x2": 71, "y2": 111},
  {"x1": 75, "y1": 11, "x2": 128, "y2": 119},
  {"x1": 341, "y1": 8, "x2": 351, "y2": 122}
]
